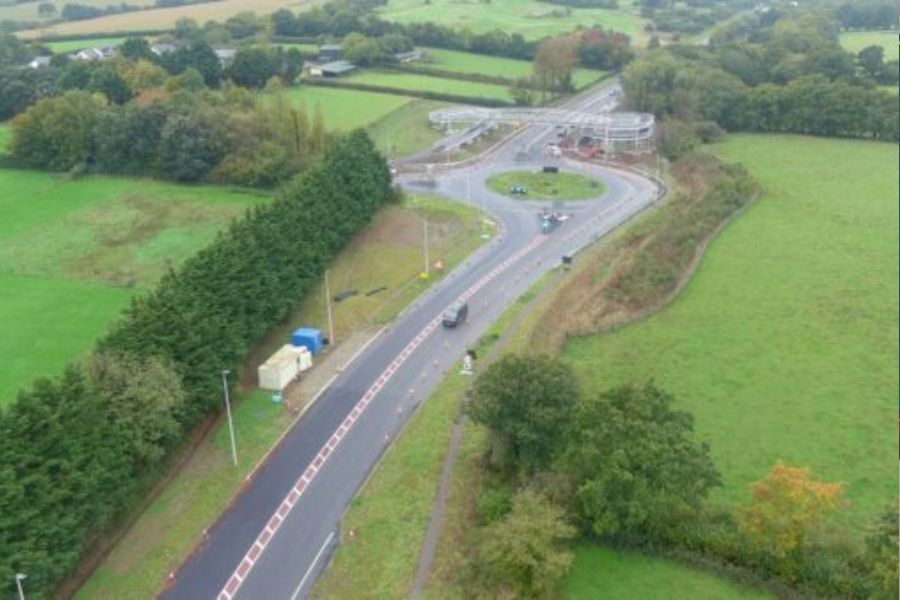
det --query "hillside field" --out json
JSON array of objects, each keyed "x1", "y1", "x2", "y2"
[
  {"x1": 377, "y1": 0, "x2": 644, "y2": 40},
  {"x1": 422, "y1": 48, "x2": 605, "y2": 89},
  {"x1": 563, "y1": 135, "x2": 898, "y2": 536},
  {"x1": 45, "y1": 36, "x2": 128, "y2": 53},
  {"x1": 563, "y1": 546, "x2": 772, "y2": 599},
  {"x1": 346, "y1": 71, "x2": 513, "y2": 102},
  {"x1": 17, "y1": 0, "x2": 323, "y2": 38},
  {"x1": 0, "y1": 167, "x2": 266, "y2": 406},
  {"x1": 0, "y1": 0, "x2": 153, "y2": 23},
  {"x1": 839, "y1": 30, "x2": 899, "y2": 62},
  {"x1": 285, "y1": 86, "x2": 413, "y2": 130}
]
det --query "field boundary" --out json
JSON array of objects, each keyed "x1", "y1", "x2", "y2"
[{"x1": 303, "y1": 78, "x2": 513, "y2": 107}]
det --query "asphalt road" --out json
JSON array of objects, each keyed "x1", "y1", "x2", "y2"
[{"x1": 160, "y1": 81, "x2": 658, "y2": 600}]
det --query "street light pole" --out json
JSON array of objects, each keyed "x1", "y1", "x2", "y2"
[
  {"x1": 221, "y1": 370, "x2": 237, "y2": 467},
  {"x1": 324, "y1": 269, "x2": 336, "y2": 345},
  {"x1": 15, "y1": 573, "x2": 26, "y2": 600},
  {"x1": 423, "y1": 217, "x2": 429, "y2": 277}
]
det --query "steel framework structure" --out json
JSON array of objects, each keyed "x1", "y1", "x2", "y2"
[{"x1": 428, "y1": 107, "x2": 656, "y2": 153}]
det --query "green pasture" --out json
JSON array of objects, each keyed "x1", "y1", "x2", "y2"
[
  {"x1": 347, "y1": 70, "x2": 513, "y2": 101},
  {"x1": 378, "y1": 0, "x2": 644, "y2": 41},
  {"x1": 0, "y1": 0, "x2": 153, "y2": 24},
  {"x1": 563, "y1": 135, "x2": 899, "y2": 537},
  {"x1": 44, "y1": 36, "x2": 128, "y2": 53},
  {"x1": 285, "y1": 86, "x2": 413, "y2": 130},
  {"x1": 0, "y1": 273, "x2": 133, "y2": 408},
  {"x1": 0, "y1": 167, "x2": 265, "y2": 406},
  {"x1": 563, "y1": 545, "x2": 772, "y2": 599},
  {"x1": 422, "y1": 47, "x2": 605, "y2": 89},
  {"x1": 839, "y1": 30, "x2": 899, "y2": 62},
  {"x1": 487, "y1": 170, "x2": 605, "y2": 200}
]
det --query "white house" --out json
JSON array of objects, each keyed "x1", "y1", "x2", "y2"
[{"x1": 27, "y1": 56, "x2": 51, "y2": 69}]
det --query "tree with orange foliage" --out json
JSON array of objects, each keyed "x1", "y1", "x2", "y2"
[{"x1": 737, "y1": 461, "x2": 845, "y2": 559}]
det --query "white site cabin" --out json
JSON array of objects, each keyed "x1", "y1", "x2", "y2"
[{"x1": 258, "y1": 345, "x2": 312, "y2": 391}]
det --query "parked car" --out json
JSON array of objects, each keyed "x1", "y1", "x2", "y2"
[
  {"x1": 441, "y1": 301, "x2": 468, "y2": 328},
  {"x1": 510, "y1": 185, "x2": 528, "y2": 195}
]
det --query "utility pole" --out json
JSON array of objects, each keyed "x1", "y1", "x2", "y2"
[
  {"x1": 15, "y1": 573, "x2": 26, "y2": 600},
  {"x1": 221, "y1": 370, "x2": 237, "y2": 467},
  {"x1": 324, "y1": 269, "x2": 335, "y2": 345},
  {"x1": 423, "y1": 217, "x2": 430, "y2": 278}
]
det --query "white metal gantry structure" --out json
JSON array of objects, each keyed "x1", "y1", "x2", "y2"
[{"x1": 428, "y1": 107, "x2": 656, "y2": 153}]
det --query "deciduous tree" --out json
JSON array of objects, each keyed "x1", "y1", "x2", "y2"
[
  {"x1": 474, "y1": 490, "x2": 575, "y2": 598},
  {"x1": 565, "y1": 382, "x2": 721, "y2": 537},
  {"x1": 737, "y1": 461, "x2": 845, "y2": 559},
  {"x1": 468, "y1": 354, "x2": 578, "y2": 473}
]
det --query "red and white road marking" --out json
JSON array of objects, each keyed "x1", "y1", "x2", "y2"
[{"x1": 217, "y1": 234, "x2": 547, "y2": 600}]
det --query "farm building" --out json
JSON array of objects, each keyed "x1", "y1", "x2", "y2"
[
  {"x1": 74, "y1": 46, "x2": 116, "y2": 60},
  {"x1": 318, "y1": 44, "x2": 342, "y2": 62},
  {"x1": 214, "y1": 48, "x2": 236, "y2": 65},
  {"x1": 150, "y1": 43, "x2": 176, "y2": 56},
  {"x1": 394, "y1": 49, "x2": 423, "y2": 63},
  {"x1": 309, "y1": 60, "x2": 357, "y2": 77},
  {"x1": 27, "y1": 56, "x2": 51, "y2": 69}
]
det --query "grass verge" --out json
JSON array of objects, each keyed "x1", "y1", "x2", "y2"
[
  {"x1": 486, "y1": 169, "x2": 605, "y2": 200},
  {"x1": 368, "y1": 98, "x2": 451, "y2": 159}
]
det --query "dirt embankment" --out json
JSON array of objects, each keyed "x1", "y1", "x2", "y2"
[{"x1": 530, "y1": 152, "x2": 759, "y2": 352}]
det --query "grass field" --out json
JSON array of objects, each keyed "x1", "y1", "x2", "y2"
[
  {"x1": 17, "y1": 0, "x2": 323, "y2": 38},
  {"x1": 563, "y1": 135, "x2": 898, "y2": 536},
  {"x1": 0, "y1": 168, "x2": 265, "y2": 406},
  {"x1": 0, "y1": 0, "x2": 153, "y2": 23},
  {"x1": 285, "y1": 86, "x2": 413, "y2": 131},
  {"x1": 346, "y1": 71, "x2": 514, "y2": 102},
  {"x1": 422, "y1": 47, "x2": 605, "y2": 90},
  {"x1": 78, "y1": 193, "x2": 487, "y2": 599},
  {"x1": 563, "y1": 545, "x2": 772, "y2": 599},
  {"x1": 368, "y1": 99, "x2": 451, "y2": 158},
  {"x1": 487, "y1": 170, "x2": 605, "y2": 200},
  {"x1": 839, "y1": 30, "x2": 899, "y2": 62},
  {"x1": 377, "y1": 0, "x2": 645, "y2": 41},
  {"x1": 45, "y1": 36, "x2": 128, "y2": 53}
]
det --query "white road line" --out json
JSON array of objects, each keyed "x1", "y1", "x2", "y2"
[{"x1": 290, "y1": 532, "x2": 335, "y2": 600}]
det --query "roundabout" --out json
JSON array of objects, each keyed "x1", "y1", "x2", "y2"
[{"x1": 485, "y1": 169, "x2": 606, "y2": 201}]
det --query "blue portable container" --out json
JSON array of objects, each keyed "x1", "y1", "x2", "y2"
[{"x1": 292, "y1": 327, "x2": 323, "y2": 355}]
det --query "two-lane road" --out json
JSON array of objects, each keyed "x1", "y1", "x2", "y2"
[{"x1": 161, "y1": 82, "x2": 658, "y2": 600}]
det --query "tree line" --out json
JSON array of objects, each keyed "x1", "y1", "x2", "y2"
[
  {"x1": 0, "y1": 130, "x2": 394, "y2": 598},
  {"x1": 10, "y1": 78, "x2": 328, "y2": 186},
  {"x1": 0, "y1": 33, "x2": 306, "y2": 121},
  {"x1": 623, "y1": 9, "x2": 899, "y2": 147},
  {"x1": 459, "y1": 354, "x2": 898, "y2": 598},
  {"x1": 269, "y1": 0, "x2": 633, "y2": 70}
]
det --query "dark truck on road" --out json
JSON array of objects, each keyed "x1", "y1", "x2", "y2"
[{"x1": 441, "y1": 301, "x2": 468, "y2": 328}]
